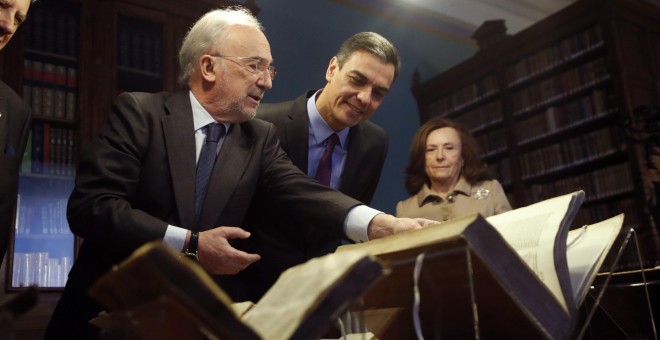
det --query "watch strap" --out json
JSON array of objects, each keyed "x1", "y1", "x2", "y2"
[{"x1": 183, "y1": 231, "x2": 199, "y2": 261}]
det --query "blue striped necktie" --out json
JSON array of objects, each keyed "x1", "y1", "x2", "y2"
[{"x1": 195, "y1": 123, "x2": 225, "y2": 225}]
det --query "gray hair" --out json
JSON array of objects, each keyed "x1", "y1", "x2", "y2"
[
  {"x1": 178, "y1": 6, "x2": 263, "y2": 87},
  {"x1": 335, "y1": 32, "x2": 401, "y2": 80}
]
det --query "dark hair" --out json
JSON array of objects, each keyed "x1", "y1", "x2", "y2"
[
  {"x1": 335, "y1": 32, "x2": 400, "y2": 80},
  {"x1": 404, "y1": 117, "x2": 490, "y2": 195}
]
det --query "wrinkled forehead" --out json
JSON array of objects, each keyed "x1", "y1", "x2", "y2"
[{"x1": 220, "y1": 25, "x2": 272, "y2": 62}]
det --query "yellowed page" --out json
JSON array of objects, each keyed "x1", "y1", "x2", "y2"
[
  {"x1": 336, "y1": 214, "x2": 478, "y2": 256},
  {"x1": 241, "y1": 251, "x2": 371, "y2": 340},
  {"x1": 486, "y1": 191, "x2": 583, "y2": 312},
  {"x1": 567, "y1": 214, "x2": 624, "y2": 305}
]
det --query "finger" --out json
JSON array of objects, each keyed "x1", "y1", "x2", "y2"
[{"x1": 220, "y1": 226, "x2": 252, "y2": 240}]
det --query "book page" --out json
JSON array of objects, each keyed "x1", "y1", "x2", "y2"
[
  {"x1": 242, "y1": 251, "x2": 374, "y2": 340},
  {"x1": 231, "y1": 301, "x2": 255, "y2": 317},
  {"x1": 566, "y1": 214, "x2": 624, "y2": 305},
  {"x1": 486, "y1": 191, "x2": 584, "y2": 312}
]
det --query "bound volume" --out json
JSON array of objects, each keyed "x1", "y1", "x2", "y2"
[
  {"x1": 88, "y1": 241, "x2": 384, "y2": 340},
  {"x1": 337, "y1": 191, "x2": 624, "y2": 339}
]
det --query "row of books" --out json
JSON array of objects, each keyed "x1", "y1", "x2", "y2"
[
  {"x1": 23, "y1": 60, "x2": 77, "y2": 121},
  {"x1": 519, "y1": 127, "x2": 626, "y2": 179},
  {"x1": 12, "y1": 252, "x2": 73, "y2": 288},
  {"x1": 429, "y1": 74, "x2": 499, "y2": 116},
  {"x1": 22, "y1": 122, "x2": 77, "y2": 176},
  {"x1": 507, "y1": 25, "x2": 604, "y2": 85},
  {"x1": 526, "y1": 162, "x2": 634, "y2": 204},
  {"x1": 454, "y1": 101, "x2": 503, "y2": 134},
  {"x1": 476, "y1": 128, "x2": 507, "y2": 156},
  {"x1": 573, "y1": 197, "x2": 640, "y2": 231},
  {"x1": 15, "y1": 196, "x2": 70, "y2": 235},
  {"x1": 25, "y1": 2, "x2": 79, "y2": 58},
  {"x1": 511, "y1": 57, "x2": 610, "y2": 115},
  {"x1": 487, "y1": 157, "x2": 511, "y2": 187},
  {"x1": 515, "y1": 88, "x2": 612, "y2": 144},
  {"x1": 117, "y1": 22, "x2": 164, "y2": 74}
]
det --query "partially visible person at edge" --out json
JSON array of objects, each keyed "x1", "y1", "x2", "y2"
[
  {"x1": 44, "y1": 6, "x2": 436, "y2": 339},
  {"x1": 221, "y1": 31, "x2": 398, "y2": 302},
  {"x1": 0, "y1": 0, "x2": 35, "y2": 265},
  {"x1": 396, "y1": 117, "x2": 511, "y2": 222}
]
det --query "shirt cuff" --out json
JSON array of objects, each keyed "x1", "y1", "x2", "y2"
[
  {"x1": 344, "y1": 205, "x2": 382, "y2": 243},
  {"x1": 164, "y1": 225, "x2": 188, "y2": 251}
]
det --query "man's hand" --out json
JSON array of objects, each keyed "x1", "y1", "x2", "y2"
[
  {"x1": 197, "y1": 227, "x2": 261, "y2": 275},
  {"x1": 367, "y1": 214, "x2": 438, "y2": 240}
]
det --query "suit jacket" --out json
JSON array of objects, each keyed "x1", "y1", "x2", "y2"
[
  {"x1": 0, "y1": 81, "x2": 32, "y2": 264},
  {"x1": 257, "y1": 91, "x2": 388, "y2": 203},
  {"x1": 47, "y1": 91, "x2": 361, "y2": 338},
  {"x1": 220, "y1": 91, "x2": 388, "y2": 302}
]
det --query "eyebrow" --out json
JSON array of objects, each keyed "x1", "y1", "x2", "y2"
[{"x1": 349, "y1": 70, "x2": 390, "y2": 94}]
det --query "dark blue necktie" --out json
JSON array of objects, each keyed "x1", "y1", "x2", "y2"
[
  {"x1": 314, "y1": 133, "x2": 339, "y2": 186},
  {"x1": 195, "y1": 123, "x2": 225, "y2": 224}
]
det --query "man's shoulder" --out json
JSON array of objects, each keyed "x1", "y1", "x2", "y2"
[
  {"x1": 0, "y1": 81, "x2": 32, "y2": 113},
  {"x1": 256, "y1": 91, "x2": 313, "y2": 122},
  {"x1": 0, "y1": 81, "x2": 24, "y2": 102},
  {"x1": 354, "y1": 119, "x2": 387, "y2": 140}
]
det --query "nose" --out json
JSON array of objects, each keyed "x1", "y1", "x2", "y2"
[
  {"x1": 436, "y1": 149, "x2": 445, "y2": 160},
  {"x1": 0, "y1": 14, "x2": 16, "y2": 36},
  {"x1": 356, "y1": 87, "x2": 372, "y2": 105},
  {"x1": 256, "y1": 71, "x2": 273, "y2": 90}
]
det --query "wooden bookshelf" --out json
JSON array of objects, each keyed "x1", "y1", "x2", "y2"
[
  {"x1": 412, "y1": 0, "x2": 660, "y2": 270},
  {"x1": 0, "y1": 1, "x2": 258, "y2": 339}
]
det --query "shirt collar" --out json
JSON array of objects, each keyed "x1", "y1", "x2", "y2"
[
  {"x1": 416, "y1": 177, "x2": 473, "y2": 206},
  {"x1": 307, "y1": 90, "x2": 349, "y2": 148},
  {"x1": 189, "y1": 91, "x2": 230, "y2": 132}
]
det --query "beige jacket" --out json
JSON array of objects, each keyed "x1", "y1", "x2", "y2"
[{"x1": 396, "y1": 178, "x2": 511, "y2": 221}]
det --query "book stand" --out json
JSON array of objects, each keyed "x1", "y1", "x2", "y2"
[
  {"x1": 348, "y1": 238, "x2": 571, "y2": 339},
  {"x1": 574, "y1": 228, "x2": 658, "y2": 340}
]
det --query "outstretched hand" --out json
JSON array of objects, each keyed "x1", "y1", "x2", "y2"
[
  {"x1": 367, "y1": 214, "x2": 438, "y2": 240},
  {"x1": 197, "y1": 227, "x2": 261, "y2": 275}
]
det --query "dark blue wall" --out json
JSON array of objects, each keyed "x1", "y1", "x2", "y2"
[{"x1": 256, "y1": 1, "x2": 476, "y2": 213}]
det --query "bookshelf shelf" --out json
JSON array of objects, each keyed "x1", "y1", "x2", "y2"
[
  {"x1": 24, "y1": 49, "x2": 78, "y2": 64},
  {"x1": 412, "y1": 0, "x2": 660, "y2": 269},
  {"x1": 517, "y1": 109, "x2": 617, "y2": 150}
]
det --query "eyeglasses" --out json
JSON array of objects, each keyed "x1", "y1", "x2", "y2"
[{"x1": 210, "y1": 55, "x2": 277, "y2": 80}]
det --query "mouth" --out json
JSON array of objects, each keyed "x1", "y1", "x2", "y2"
[
  {"x1": 248, "y1": 93, "x2": 263, "y2": 104},
  {"x1": 345, "y1": 101, "x2": 364, "y2": 116}
]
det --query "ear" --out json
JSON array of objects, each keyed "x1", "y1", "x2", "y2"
[
  {"x1": 199, "y1": 55, "x2": 217, "y2": 82},
  {"x1": 325, "y1": 56, "x2": 339, "y2": 82}
]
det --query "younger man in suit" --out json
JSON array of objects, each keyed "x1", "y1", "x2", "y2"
[
  {"x1": 223, "y1": 32, "x2": 400, "y2": 302},
  {"x1": 0, "y1": 0, "x2": 34, "y2": 264}
]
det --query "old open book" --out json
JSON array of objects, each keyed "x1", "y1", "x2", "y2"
[
  {"x1": 337, "y1": 191, "x2": 624, "y2": 339},
  {"x1": 88, "y1": 241, "x2": 384, "y2": 340}
]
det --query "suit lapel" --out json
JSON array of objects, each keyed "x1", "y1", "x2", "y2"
[
  {"x1": 199, "y1": 123, "x2": 252, "y2": 228},
  {"x1": 283, "y1": 94, "x2": 311, "y2": 173},
  {"x1": 0, "y1": 96, "x2": 8, "y2": 148},
  {"x1": 163, "y1": 93, "x2": 197, "y2": 229},
  {"x1": 339, "y1": 124, "x2": 364, "y2": 194}
]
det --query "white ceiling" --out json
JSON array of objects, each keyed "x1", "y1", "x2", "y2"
[
  {"x1": 332, "y1": 0, "x2": 580, "y2": 43},
  {"x1": 399, "y1": 0, "x2": 577, "y2": 35}
]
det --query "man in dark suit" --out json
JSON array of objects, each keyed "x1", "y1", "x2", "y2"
[
  {"x1": 45, "y1": 7, "x2": 434, "y2": 339},
  {"x1": 222, "y1": 32, "x2": 400, "y2": 302},
  {"x1": 0, "y1": 0, "x2": 34, "y2": 265}
]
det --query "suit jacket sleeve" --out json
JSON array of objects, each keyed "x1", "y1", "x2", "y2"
[{"x1": 67, "y1": 92, "x2": 177, "y2": 260}]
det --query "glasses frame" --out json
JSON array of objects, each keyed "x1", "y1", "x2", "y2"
[{"x1": 209, "y1": 55, "x2": 276, "y2": 80}]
